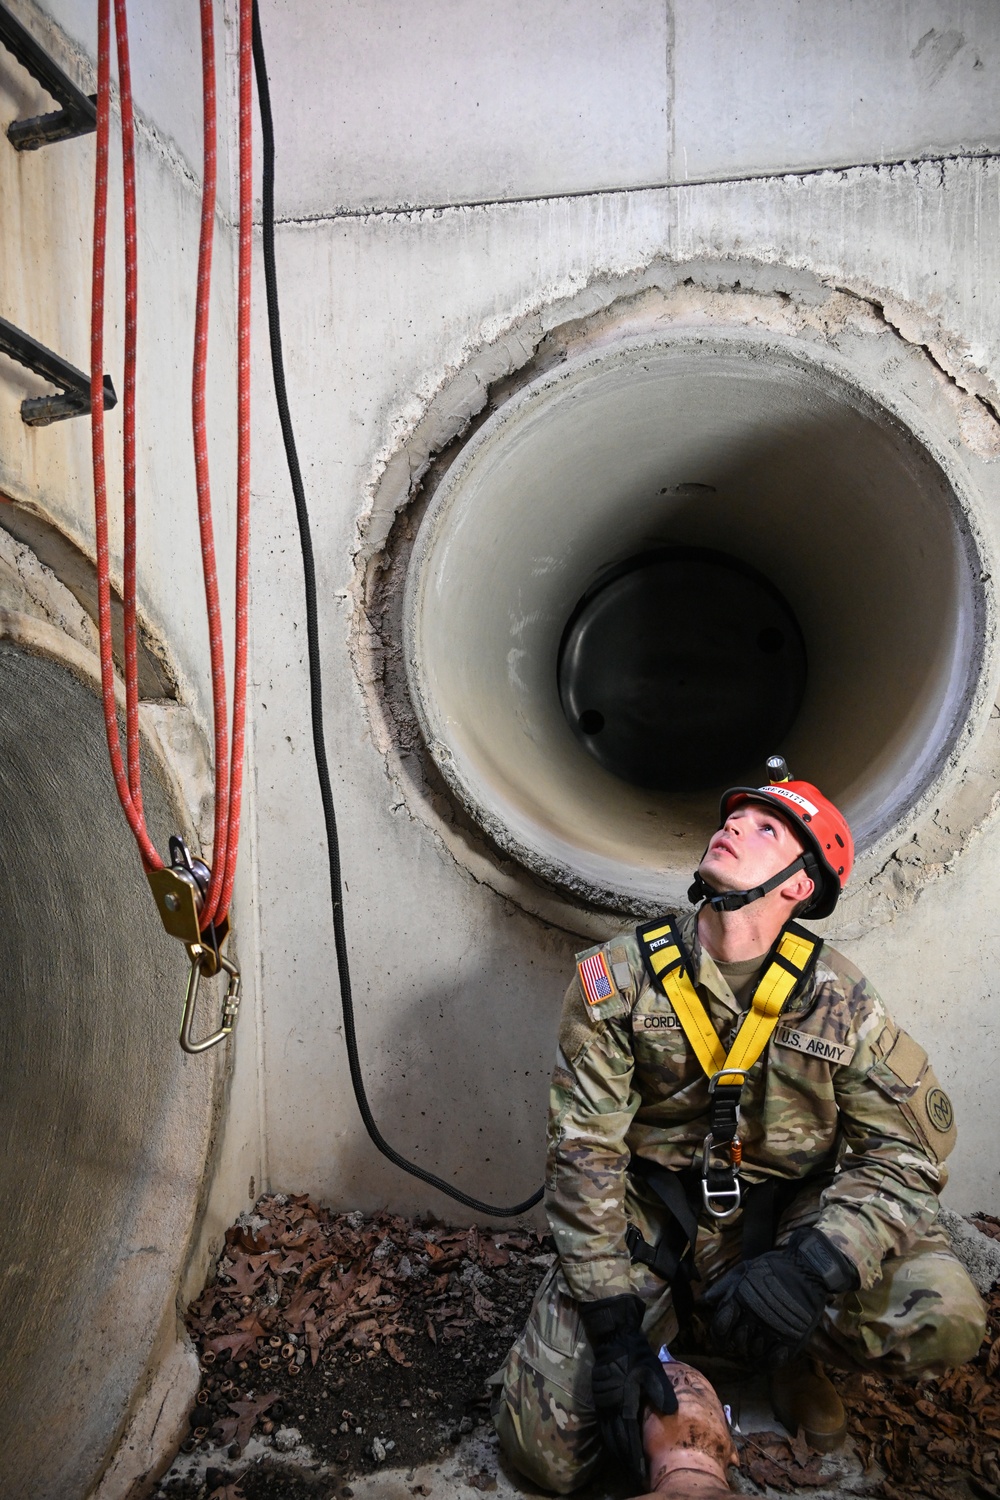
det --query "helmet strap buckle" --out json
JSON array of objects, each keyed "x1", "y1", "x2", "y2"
[{"x1": 689, "y1": 854, "x2": 807, "y2": 913}]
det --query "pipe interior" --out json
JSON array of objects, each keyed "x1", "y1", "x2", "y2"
[
  {"x1": 405, "y1": 338, "x2": 981, "y2": 908},
  {"x1": 0, "y1": 643, "x2": 201, "y2": 1500}
]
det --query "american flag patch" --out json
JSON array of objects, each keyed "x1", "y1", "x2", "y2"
[{"x1": 578, "y1": 950, "x2": 615, "y2": 1006}]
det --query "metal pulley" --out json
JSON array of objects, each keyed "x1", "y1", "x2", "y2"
[{"x1": 147, "y1": 836, "x2": 241, "y2": 1053}]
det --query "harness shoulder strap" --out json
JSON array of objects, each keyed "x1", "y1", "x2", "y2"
[
  {"x1": 724, "y1": 920, "x2": 822, "y2": 1076},
  {"x1": 636, "y1": 917, "x2": 725, "y2": 1077},
  {"x1": 637, "y1": 916, "x2": 822, "y2": 1083}
]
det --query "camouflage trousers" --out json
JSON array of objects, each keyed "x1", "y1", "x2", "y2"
[{"x1": 493, "y1": 1189, "x2": 986, "y2": 1494}]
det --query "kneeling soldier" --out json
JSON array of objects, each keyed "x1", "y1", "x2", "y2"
[{"x1": 494, "y1": 760, "x2": 986, "y2": 1494}]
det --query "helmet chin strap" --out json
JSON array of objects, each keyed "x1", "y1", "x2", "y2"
[{"x1": 688, "y1": 853, "x2": 817, "y2": 913}]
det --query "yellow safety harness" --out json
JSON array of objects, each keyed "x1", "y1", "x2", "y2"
[{"x1": 637, "y1": 916, "x2": 822, "y2": 1218}]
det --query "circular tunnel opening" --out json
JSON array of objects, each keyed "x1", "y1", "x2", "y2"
[
  {"x1": 558, "y1": 546, "x2": 807, "y2": 791},
  {"x1": 403, "y1": 334, "x2": 984, "y2": 912}
]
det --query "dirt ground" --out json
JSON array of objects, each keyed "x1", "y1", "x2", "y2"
[
  {"x1": 154, "y1": 1194, "x2": 550, "y2": 1500},
  {"x1": 153, "y1": 1199, "x2": 1000, "y2": 1500}
]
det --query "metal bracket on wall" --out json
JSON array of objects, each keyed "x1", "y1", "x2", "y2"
[
  {"x1": 0, "y1": 3, "x2": 96, "y2": 149},
  {"x1": 0, "y1": 316, "x2": 116, "y2": 425}
]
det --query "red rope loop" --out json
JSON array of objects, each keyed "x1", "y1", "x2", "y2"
[
  {"x1": 91, "y1": 0, "x2": 254, "y2": 924},
  {"x1": 91, "y1": 0, "x2": 160, "y2": 871}
]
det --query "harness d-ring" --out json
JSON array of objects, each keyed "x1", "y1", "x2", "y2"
[
  {"x1": 180, "y1": 944, "x2": 241, "y2": 1054},
  {"x1": 701, "y1": 1134, "x2": 743, "y2": 1219}
]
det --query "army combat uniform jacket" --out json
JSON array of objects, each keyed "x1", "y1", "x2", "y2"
[{"x1": 546, "y1": 909, "x2": 957, "y2": 1303}]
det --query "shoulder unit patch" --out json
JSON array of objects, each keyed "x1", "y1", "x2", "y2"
[{"x1": 577, "y1": 949, "x2": 616, "y2": 1007}]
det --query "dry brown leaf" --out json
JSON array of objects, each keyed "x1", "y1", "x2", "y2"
[
  {"x1": 218, "y1": 1391, "x2": 280, "y2": 1449},
  {"x1": 385, "y1": 1335, "x2": 412, "y2": 1367},
  {"x1": 300, "y1": 1253, "x2": 340, "y2": 1283},
  {"x1": 356, "y1": 1275, "x2": 384, "y2": 1306},
  {"x1": 204, "y1": 1315, "x2": 266, "y2": 1361},
  {"x1": 741, "y1": 1435, "x2": 824, "y2": 1491},
  {"x1": 478, "y1": 1239, "x2": 510, "y2": 1269},
  {"x1": 284, "y1": 1288, "x2": 322, "y2": 1329},
  {"x1": 472, "y1": 1289, "x2": 497, "y2": 1323},
  {"x1": 225, "y1": 1257, "x2": 269, "y2": 1296}
]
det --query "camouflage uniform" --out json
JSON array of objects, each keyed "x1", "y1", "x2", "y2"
[{"x1": 494, "y1": 910, "x2": 985, "y2": 1494}]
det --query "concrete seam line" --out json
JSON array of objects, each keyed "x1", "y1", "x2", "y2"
[{"x1": 271, "y1": 150, "x2": 1000, "y2": 227}]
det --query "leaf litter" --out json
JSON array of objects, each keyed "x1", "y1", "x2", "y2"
[
  {"x1": 155, "y1": 1192, "x2": 551, "y2": 1499},
  {"x1": 826, "y1": 1258, "x2": 1000, "y2": 1500},
  {"x1": 155, "y1": 1201, "x2": 1000, "y2": 1500}
]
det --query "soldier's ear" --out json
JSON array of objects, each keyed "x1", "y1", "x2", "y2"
[{"x1": 782, "y1": 869, "x2": 815, "y2": 905}]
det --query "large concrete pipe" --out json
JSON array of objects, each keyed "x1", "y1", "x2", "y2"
[
  {"x1": 0, "y1": 592, "x2": 214, "y2": 1499},
  {"x1": 400, "y1": 318, "x2": 988, "y2": 918}
]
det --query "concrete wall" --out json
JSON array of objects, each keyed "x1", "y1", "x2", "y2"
[
  {"x1": 2, "y1": 2, "x2": 1000, "y2": 1493},
  {"x1": 249, "y1": 0, "x2": 1000, "y2": 1222}
]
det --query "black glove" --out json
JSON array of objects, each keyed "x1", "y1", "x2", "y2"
[
  {"x1": 579, "y1": 1292, "x2": 677, "y2": 1484},
  {"x1": 704, "y1": 1227, "x2": 859, "y2": 1367}
]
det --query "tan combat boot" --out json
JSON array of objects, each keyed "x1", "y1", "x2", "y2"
[{"x1": 768, "y1": 1356, "x2": 847, "y2": 1453}]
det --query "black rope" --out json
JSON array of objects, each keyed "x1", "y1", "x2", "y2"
[{"x1": 251, "y1": 3, "x2": 542, "y2": 1219}]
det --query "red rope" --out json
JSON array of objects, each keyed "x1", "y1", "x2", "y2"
[
  {"x1": 115, "y1": 0, "x2": 142, "y2": 818},
  {"x1": 91, "y1": 0, "x2": 254, "y2": 923},
  {"x1": 215, "y1": 0, "x2": 254, "y2": 923},
  {"x1": 191, "y1": 0, "x2": 231, "y2": 928},
  {"x1": 91, "y1": 0, "x2": 160, "y2": 871}
]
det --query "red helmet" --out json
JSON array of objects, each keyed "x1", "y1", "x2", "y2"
[{"x1": 720, "y1": 763, "x2": 854, "y2": 918}]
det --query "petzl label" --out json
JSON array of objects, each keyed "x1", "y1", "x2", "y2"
[{"x1": 774, "y1": 1024, "x2": 855, "y2": 1067}]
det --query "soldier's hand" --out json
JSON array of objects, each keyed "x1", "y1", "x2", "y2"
[
  {"x1": 579, "y1": 1292, "x2": 678, "y2": 1484},
  {"x1": 704, "y1": 1227, "x2": 859, "y2": 1365}
]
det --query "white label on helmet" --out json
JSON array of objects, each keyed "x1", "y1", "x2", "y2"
[{"x1": 758, "y1": 785, "x2": 819, "y2": 817}]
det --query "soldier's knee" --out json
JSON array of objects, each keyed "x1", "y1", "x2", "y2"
[
  {"x1": 493, "y1": 1385, "x2": 594, "y2": 1494},
  {"x1": 492, "y1": 1317, "x2": 598, "y2": 1494},
  {"x1": 828, "y1": 1241, "x2": 989, "y2": 1378},
  {"x1": 914, "y1": 1277, "x2": 988, "y2": 1373},
  {"x1": 867, "y1": 1254, "x2": 987, "y2": 1376}
]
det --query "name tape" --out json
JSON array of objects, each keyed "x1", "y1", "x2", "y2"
[
  {"x1": 774, "y1": 1024, "x2": 855, "y2": 1067},
  {"x1": 635, "y1": 1012, "x2": 683, "y2": 1031}
]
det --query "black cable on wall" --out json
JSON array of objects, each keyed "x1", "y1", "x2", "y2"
[{"x1": 251, "y1": 1, "x2": 543, "y2": 1219}]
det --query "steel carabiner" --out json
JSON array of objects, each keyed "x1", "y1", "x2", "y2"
[{"x1": 179, "y1": 943, "x2": 241, "y2": 1054}]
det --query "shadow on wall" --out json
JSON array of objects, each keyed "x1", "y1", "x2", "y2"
[{"x1": 305, "y1": 918, "x2": 579, "y2": 1222}]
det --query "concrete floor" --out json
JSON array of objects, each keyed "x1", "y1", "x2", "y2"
[{"x1": 154, "y1": 1368, "x2": 874, "y2": 1500}]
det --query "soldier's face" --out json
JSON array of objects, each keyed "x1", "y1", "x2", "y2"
[{"x1": 698, "y1": 802, "x2": 807, "y2": 893}]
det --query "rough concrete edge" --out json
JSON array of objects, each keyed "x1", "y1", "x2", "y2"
[
  {"x1": 0, "y1": 607, "x2": 208, "y2": 855},
  {"x1": 940, "y1": 1209, "x2": 1000, "y2": 1298},
  {"x1": 411, "y1": 310, "x2": 1000, "y2": 936},
  {"x1": 88, "y1": 1318, "x2": 201, "y2": 1500},
  {"x1": 0, "y1": 486, "x2": 192, "y2": 707},
  {"x1": 347, "y1": 259, "x2": 1000, "y2": 940}
]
